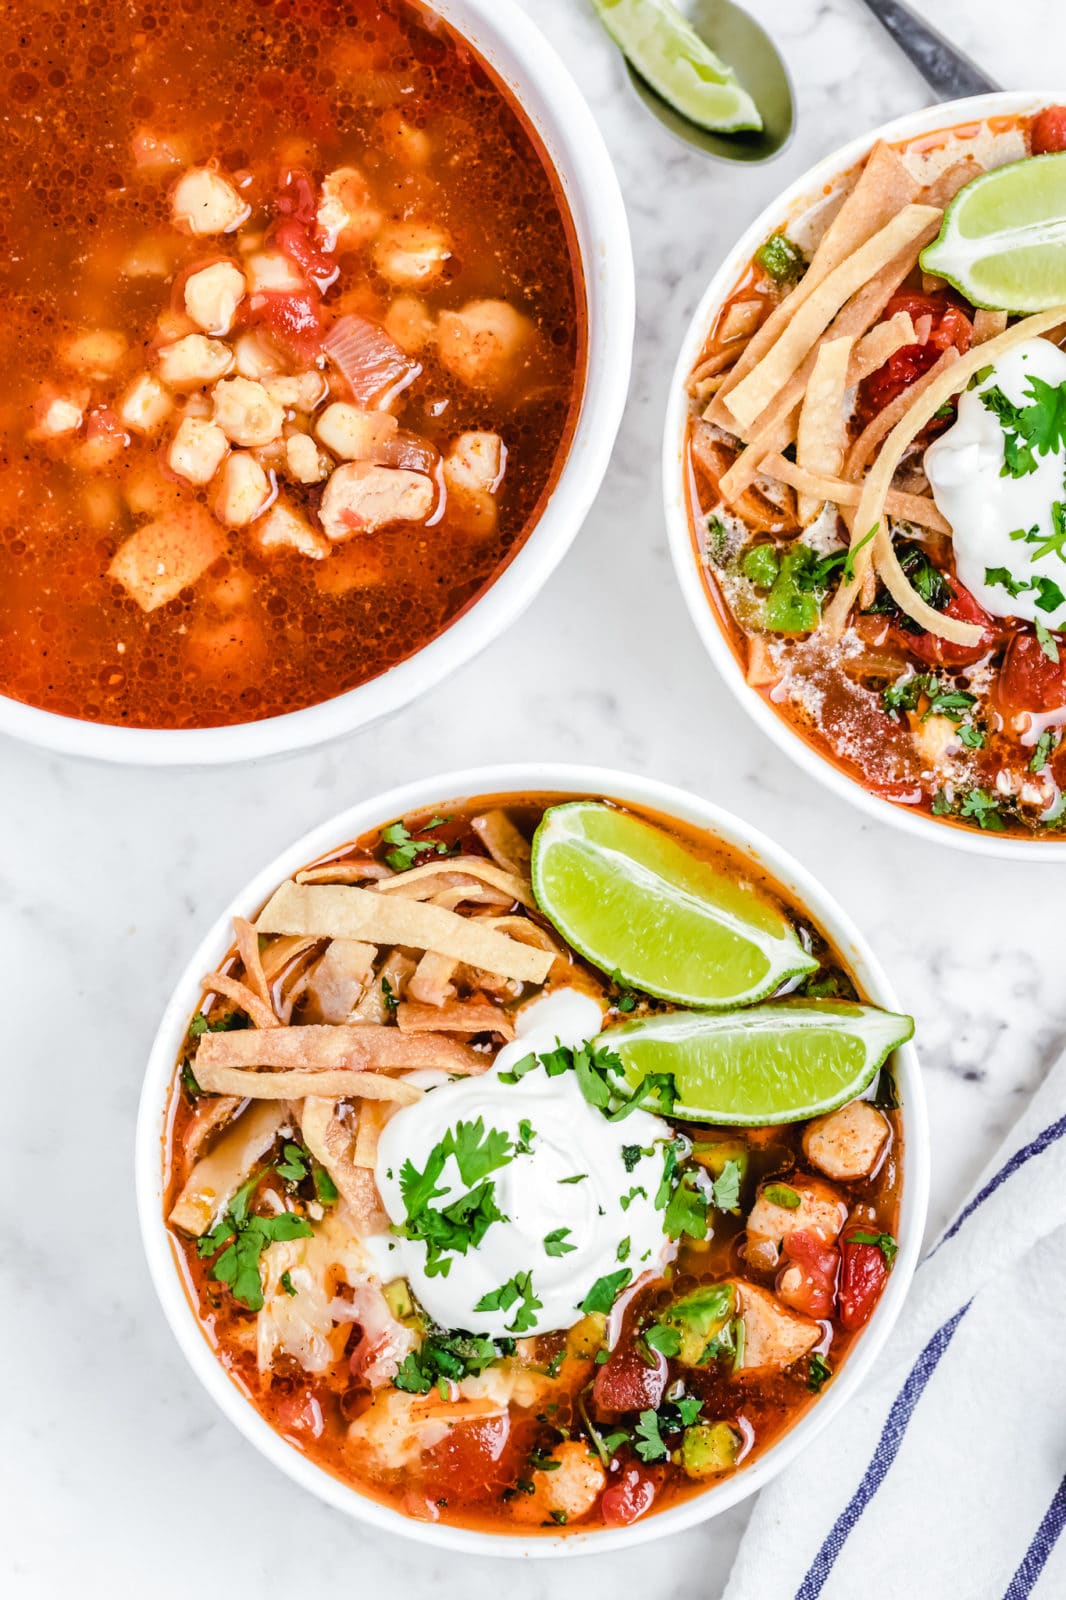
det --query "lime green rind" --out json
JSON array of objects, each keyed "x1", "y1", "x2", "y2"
[
  {"x1": 920, "y1": 154, "x2": 1066, "y2": 313},
  {"x1": 605, "y1": 1001, "x2": 914, "y2": 1125},
  {"x1": 591, "y1": 0, "x2": 762, "y2": 134},
  {"x1": 531, "y1": 801, "x2": 818, "y2": 1012}
]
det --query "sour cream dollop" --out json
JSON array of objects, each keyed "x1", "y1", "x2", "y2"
[
  {"x1": 925, "y1": 337, "x2": 1066, "y2": 629},
  {"x1": 373, "y1": 989, "x2": 674, "y2": 1337}
]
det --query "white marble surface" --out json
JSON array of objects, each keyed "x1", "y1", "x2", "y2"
[{"x1": 5, "y1": 1, "x2": 1066, "y2": 1595}]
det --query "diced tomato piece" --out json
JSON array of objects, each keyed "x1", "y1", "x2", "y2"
[
  {"x1": 859, "y1": 291, "x2": 972, "y2": 422},
  {"x1": 778, "y1": 1228, "x2": 839, "y2": 1319},
  {"x1": 593, "y1": 1339, "x2": 668, "y2": 1415},
  {"x1": 838, "y1": 1238, "x2": 889, "y2": 1332},
  {"x1": 897, "y1": 579, "x2": 999, "y2": 669},
  {"x1": 422, "y1": 1414, "x2": 515, "y2": 1501},
  {"x1": 275, "y1": 1390, "x2": 324, "y2": 1436},
  {"x1": 273, "y1": 218, "x2": 338, "y2": 289},
  {"x1": 601, "y1": 1465, "x2": 657, "y2": 1527},
  {"x1": 247, "y1": 289, "x2": 324, "y2": 361},
  {"x1": 276, "y1": 167, "x2": 318, "y2": 226},
  {"x1": 996, "y1": 630, "x2": 1066, "y2": 714},
  {"x1": 1031, "y1": 106, "x2": 1066, "y2": 155}
]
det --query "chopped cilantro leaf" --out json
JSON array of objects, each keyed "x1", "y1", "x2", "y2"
[
  {"x1": 634, "y1": 1409, "x2": 668, "y2": 1463},
  {"x1": 807, "y1": 1352, "x2": 832, "y2": 1392},
  {"x1": 664, "y1": 1174, "x2": 708, "y2": 1241},
  {"x1": 849, "y1": 1229, "x2": 898, "y2": 1266},
  {"x1": 544, "y1": 1227, "x2": 576, "y2": 1258},
  {"x1": 620, "y1": 1184, "x2": 648, "y2": 1212},
  {"x1": 1030, "y1": 728, "x2": 1059, "y2": 773},
  {"x1": 275, "y1": 1142, "x2": 309, "y2": 1184},
  {"x1": 763, "y1": 1183, "x2": 801, "y2": 1209},
  {"x1": 711, "y1": 1158, "x2": 743, "y2": 1213},
  {"x1": 280, "y1": 1270, "x2": 297, "y2": 1297},
  {"x1": 1036, "y1": 617, "x2": 1061, "y2": 663},
  {"x1": 643, "y1": 1323, "x2": 681, "y2": 1359},
  {"x1": 579, "y1": 1268, "x2": 631, "y2": 1316}
]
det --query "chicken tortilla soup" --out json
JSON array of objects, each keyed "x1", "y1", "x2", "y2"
[
  {"x1": 0, "y1": 0, "x2": 585, "y2": 729},
  {"x1": 162, "y1": 793, "x2": 912, "y2": 1534},
  {"x1": 684, "y1": 106, "x2": 1066, "y2": 838}
]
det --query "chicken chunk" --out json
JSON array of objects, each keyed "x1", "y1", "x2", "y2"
[
  {"x1": 511, "y1": 1441, "x2": 606, "y2": 1525},
  {"x1": 318, "y1": 462, "x2": 434, "y2": 540},
  {"x1": 214, "y1": 452, "x2": 271, "y2": 527},
  {"x1": 347, "y1": 1390, "x2": 501, "y2": 1473},
  {"x1": 316, "y1": 166, "x2": 382, "y2": 251},
  {"x1": 108, "y1": 504, "x2": 222, "y2": 611},
  {"x1": 372, "y1": 221, "x2": 452, "y2": 288},
  {"x1": 183, "y1": 260, "x2": 246, "y2": 336},
  {"x1": 265, "y1": 372, "x2": 329, "y2": 412},
  {"x1": 745, "y1": 1176, "x2": 848, "y2": 1272},
  {"x1": 118, "y1": 373, "x2": 173, "y2": 435},
  {"x1": 212, "y1": 377, "x2": 285, "y2": 447},
  {"x1": 803, "y1": 1101, "x2": 891, "y2": 1183},
  {"x1": 444, "y1": 431, "x2": 505, "y2": 495},
  {"x1": 167, "y1": 417, "x2": 229, "y2": 486},
  {"x1": 315, "y1": 402, "x2": 398, "y2": 461},
  {"x1": 285, "y1": 432, "x2": 331, "y2": 485},
  {"x1": 255, "y1": 498, "x2": 329, "y2": 559},
  {"x1": 171, "y1": 166, "x2": 250, "y2": 236},
  {"x1": 60, "y1": 329, "x2": 128, "y2": 379},
  {"x1": 244, "y1": 250, "x2": 305, "y2": 294},
  {"x1": 437, "y1": 299, "x2": 534, "y2": 392},
  {"x1": 157, "y1": 334, "x2": 234, "y2": 390},
  {"x1": 730, "y1": 1280, "x2": 820, "y2": 1374}
]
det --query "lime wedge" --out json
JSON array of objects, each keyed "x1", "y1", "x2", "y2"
[
  {"x1": 920, "y1": 154, "x2": 1066, "y2": 311},
  {"x1": 592, "y1": 0, "x2": 763, "y2": 134},
  {"x1": 605, "y1": 1001, "x2": 914, "y2": 1124},
  {"x1": 530, "y1": 801, "x2": 817, "y2": 1008}
]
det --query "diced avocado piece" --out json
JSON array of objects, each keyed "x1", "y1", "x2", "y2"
[
  {"x1": 662, "y1": 1283, "x2": 735, "y2": 1367},
  {"x1": 680, "y1": 1421, "x2": 743, "y2": 1479},
  {"x1": 567, "y1": 1312, "x2": 607, "y2": 1360},
  {"x1": 690, "y1": 1141, "x2": 750, "y2": 1182},
  {"x1": 383, "y1": 1277, "x2": 416, "y2": 1324},
  {"x1": 740, "y1": 544, "x2": 780, "y2": 589},
  {"x1": 755, "y1": 233, "x2": 806, "y2": 284}
]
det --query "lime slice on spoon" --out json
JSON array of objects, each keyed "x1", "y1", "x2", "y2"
[
  {"x1": 530, "y1": 801, "x2": 817, "y2": 1008},
  {"x1": 604, "y1": 1001, "x2": 914, "y2": 1124},
  {"x1": 921, "y1": 154, "x2": 1066, "y2": 311},
  {"x1": 591, "y1": 0, "x2": 763, "y2": 134}
]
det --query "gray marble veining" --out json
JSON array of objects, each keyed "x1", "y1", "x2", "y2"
[{"x1": 3, "y1": 2, "x2": 1064, "y2": 1595}]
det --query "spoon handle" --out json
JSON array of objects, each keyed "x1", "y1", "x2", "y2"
[{"x1": 858, "y1": 0, "x2": 999, "y2": 97}]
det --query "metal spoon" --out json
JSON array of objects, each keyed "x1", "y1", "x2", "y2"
[
  {"x1": 622, "y1": 0, "x2": 795, "y2": 164},
  {"x1": 859, "y1": 0, "x2": 999, "y2": 97}
]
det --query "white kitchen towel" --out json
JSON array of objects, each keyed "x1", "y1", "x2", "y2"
[{"x1": 724, "y1": 1050, "x2": 1066, "y2": 1600}]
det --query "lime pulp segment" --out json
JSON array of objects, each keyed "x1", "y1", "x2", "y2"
[
  {"x1": 591, "y1": 0, "x2": 762, "y2": 134},
  {"x1": 604, "y1": 1001, "x2": 914, "y2": 1124},
  {"x1": 920, "y1": 154, "x2": 1066, "y2": 312},
  {"x1": 530, "y1": 801, "x2": 817, "y2": 1009}
]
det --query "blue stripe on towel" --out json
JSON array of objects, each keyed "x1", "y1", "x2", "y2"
[
  {"x1": 1003, "y1": 1475, "x2": 1066, "y2": 1599},
  {"x1": 932, "y1": 1113, "x2": 1066, "y2": 1255},
  {"x1": 794, "y1": 1304, "x2": 970, "y2": 1600}
]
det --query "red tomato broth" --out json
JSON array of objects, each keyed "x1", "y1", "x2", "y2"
[
  {"x1": 0, "y1": 0, "x2": 585, "y2": 728},
  {"x1": 162, "y1": 793, "x2": 904, "y2": 1535},
  {"x1": 685, "y1": 108, "x2": 1066, "y2": 839}
]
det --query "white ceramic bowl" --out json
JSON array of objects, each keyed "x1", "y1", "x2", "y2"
[
  {"x1": 664, "y1": 91, "x2": 1066, "y2": 859},
  {"x1": 136, "y1": 761, "x2": 928, "y2": 1557},
  {"x1": 5, "y1": 0, "x2": 633, "y2": 766}
]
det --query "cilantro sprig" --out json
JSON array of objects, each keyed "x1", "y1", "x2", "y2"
[
  {"x1": 196, "y1": 1173, "x2": 312, "y2": 1312},
  {"x1": 380, "y1": 816, "x2": 454, "y2": 872}
]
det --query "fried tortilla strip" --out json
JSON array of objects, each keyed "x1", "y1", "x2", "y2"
[
  {"x1": 795, "y1": 336, "x2": 853, "y2": 523},
  {"x1": 300, "y1": 1096, "x2": 384, "y2": 1222},
  {"x1": 353, "y1": 1098, "x2": 391, "y2": 1169},
  {"x1": 760, "y1": 453, "x2": 951, "y2": 535},
  {"x1": 196, "y1": 1064, "x2": 424, "y2": 1102},
  {"x1": 397, "y1": 999, "x2": 515, "y2": 1038},
  {"x1": 201, "y1": 970, "x2": 280, "y2": 1031},
  {"x1": 973, "y1": 309, "x2": 1008, "y2": 345},
  {"x1": 234, "y1": 916, "x2": 273, "y2": 1014},
  {"x1": 844, "y1": 346, "x2": 960, "y2": 480},
  {"x1": 195, "y1": 1021, "x2": 481, "y2": 1076},
  {"x1": 296, "y1": 858, "x2": 392, "y2": 885},
  {"x1": 169, "y1": 1101, "x2": 287, "y2": 1237},
  {"x1": 722, "y1": 205, "x2": 942, "y2": 433},
  {"x1": 256, "y1": 879, "x2": 552, "y2": 983},
  {"x1": 375, "y1": 854, "x2": 534, "y2": 909},
  {"x1": 718, "y1": 306, "x2": 922, "y2": 502},
  {"x1": 407, "y1": 950, "x2": 458, "y2": 1006},
  {"x1": 719, "y1": 298, "x2": 764, "y2": 343},
  {"x1": 470, "y1": 810, "x2": 533, "y2": 875},
  {"x1": 305, "y1": 938, "x2": 377, "y2": 1024},
  {"x1": 824, "y1": 306, "x2": 1066, "y2": 639},
  {"x1": 707, "y1": 141, "x2": 920, "y2": 424}
]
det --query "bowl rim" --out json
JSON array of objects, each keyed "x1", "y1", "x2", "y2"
[
  {"x1": 2, "y1": 0, "x2": 634, "y2": 767},
  {"x1": 663, "y1": 90, "x2": 1066, "y2": 860},
  {"x1": 135, "y1": 761, "x2": 929, "y2": 1557}
]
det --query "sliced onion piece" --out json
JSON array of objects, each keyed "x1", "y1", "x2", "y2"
[{"x1": 323, "y1": 314, "x2": 421, "y2": 407}]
